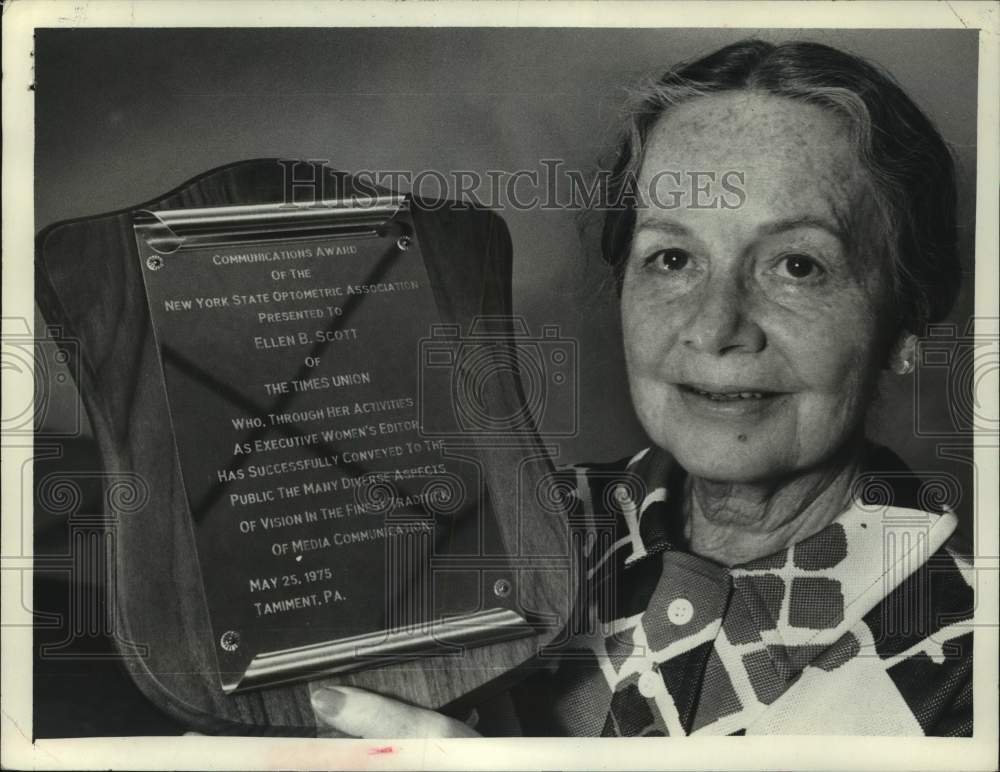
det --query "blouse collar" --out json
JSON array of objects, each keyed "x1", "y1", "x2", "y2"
[{"x1": 596, "y1": 443, "x2": 960, "y2": 645}]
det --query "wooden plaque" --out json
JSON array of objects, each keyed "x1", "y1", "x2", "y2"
[{"x1": 35, "y1": 160, "x2": 575, "y2": 734}]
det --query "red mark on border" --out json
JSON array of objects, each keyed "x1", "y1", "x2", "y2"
[{"x1": 368, "y1": 746, "x2": 394, "y2": 755}]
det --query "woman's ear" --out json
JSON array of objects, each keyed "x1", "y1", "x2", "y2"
[{"x1": 888, "y1": 332, "x2": 917, "y2": 375}]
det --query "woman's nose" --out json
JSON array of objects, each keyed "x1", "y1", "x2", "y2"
[{"x1": 680, "y1": 275, "x2": 765, "y2": 355}]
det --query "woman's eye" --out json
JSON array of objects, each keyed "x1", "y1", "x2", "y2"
[
  {"x1": 644, "y1": 248, "x2": 690, "y2": 272},
  {"x1": 776, "y1": 253, "x2": 824, "y2": 280}
]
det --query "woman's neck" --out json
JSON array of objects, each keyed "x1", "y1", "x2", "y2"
[{"x1": 680, "y1": 446, "x2": 864, "y2": 567}]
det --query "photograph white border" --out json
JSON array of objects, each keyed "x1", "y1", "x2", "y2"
[{"x1": 3, "y1": 2, "x2": 997, "y2": 770}]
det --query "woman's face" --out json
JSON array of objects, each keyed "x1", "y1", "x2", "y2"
[{"x1": 622, "y1": 92, "x2": 896, "y2": 483}]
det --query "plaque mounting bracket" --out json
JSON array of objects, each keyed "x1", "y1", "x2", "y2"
[
  {"x1": 230, "y1": 607, "x2": 533, "y2": 693},
  {"x1": 135, "y1": 195, "x2": 408, "y2": 256}
]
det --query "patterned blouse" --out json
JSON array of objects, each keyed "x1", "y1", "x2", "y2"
[{"x1": 475, "y1": 443, "x2": 974, "y2": 737}]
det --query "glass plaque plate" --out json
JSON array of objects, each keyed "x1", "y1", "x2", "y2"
[{"x1": 134, "y1": 198, "x2": 533, "y2": 693}]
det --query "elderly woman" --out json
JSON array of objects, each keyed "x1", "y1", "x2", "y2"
[{"x1": 311, "y1": 39, "x2": 974, "y2": 737}]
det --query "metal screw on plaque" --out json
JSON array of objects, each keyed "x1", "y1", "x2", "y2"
[
  {"x1": 493, "y1": 578, "x2": 512, "y2": 599},
  {"x1": 220, "y1": 630, "x2": 241, "y2": 652},
  {"x1": 146, "y1": 255, "x2": 164, "y2": 271},
  {"x1": 396, "y1": 235, "x2": 412, "y2": 251}
]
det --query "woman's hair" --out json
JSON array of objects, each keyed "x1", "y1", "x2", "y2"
[{"x1": 602, "y1": 39, "x2": 961, "y2": 334}]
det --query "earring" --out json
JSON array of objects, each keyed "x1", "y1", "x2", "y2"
[{"x1": 892, "y1": 333, "x2": 917, "y2": 376}]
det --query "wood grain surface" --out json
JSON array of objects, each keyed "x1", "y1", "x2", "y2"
[{"x1": 35, "y1": 160, "x2": 573, "y2": 734}]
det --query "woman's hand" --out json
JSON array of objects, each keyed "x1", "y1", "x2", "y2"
[{"x1": 310, "y1": 685, "x2": 480, "y2": 738}]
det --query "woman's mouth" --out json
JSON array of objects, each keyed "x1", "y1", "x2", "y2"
[
  {"x1": 683, "y1": 387, "x2": 769, "y2": 401},
  {"x1": 675, "y1": 382, "x2": 789, "y2": 417}
]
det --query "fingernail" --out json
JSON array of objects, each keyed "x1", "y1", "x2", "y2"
[{"x1": 311, "y1": 686, "x2": 347, "y2": 717}]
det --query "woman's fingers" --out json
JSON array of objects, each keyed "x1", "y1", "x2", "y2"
[{"x1": 310, "y1": 685, "x2": 479, "y2": 738}]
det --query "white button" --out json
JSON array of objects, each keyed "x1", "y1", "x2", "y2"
[
  {"x1": 637, "y1": 669, "x2": 660, "y2": 698},
  {"x1": 667, "y1": 598, "x2": 694, "y2": 625}
]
